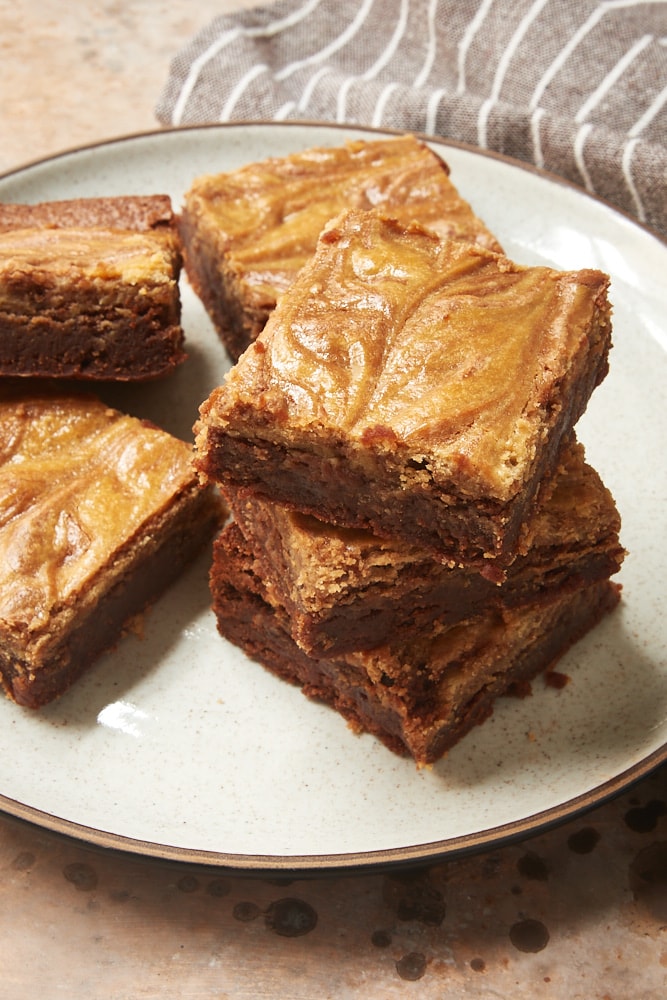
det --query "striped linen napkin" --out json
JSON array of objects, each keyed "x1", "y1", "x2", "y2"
[{"x1": 156, "y1": 0, "x2": 667, "y2": 239}]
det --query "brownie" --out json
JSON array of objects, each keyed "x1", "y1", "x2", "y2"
[
  {"x1": 178, "y1": 134, "x2": 502, "y2": 360},
  {"x1": 0, "y1": 195, "x2": 186, "y2": 380},
  {"x1": 227, "y1": 439, "x2": 624, "y2": 656},
  {"x1": 195, "y1": 209, "x2": 613, "y2": 572},
  {"x1": 210, "y1": 522, "x2": 621, "y2": 766},
  {"x1": 0, "y1": 390, "x2": 223, "y2": 707}
]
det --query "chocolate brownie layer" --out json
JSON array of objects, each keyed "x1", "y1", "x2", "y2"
[
  {"x1": 0, "y1": 194, "x2": 175, "y2": 233},
  {"x1": 210, "y1": 523, "x2": 621, "y2": 766},
  {"x1": 227, "y1": 440, "x2": 624, "y2": 656}
]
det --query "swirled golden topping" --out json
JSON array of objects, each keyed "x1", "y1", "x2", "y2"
[
  {"x1": 183, "y1": 134, "x2": 501, "y2": 306},
  {"x1": 0, "y1": 226, "x2": 178, "y2": 307},
  {"x1": 0, "y1": 393, "x2": 197, "y2": 633},
  {"x1": 202, "y1": 210, "x2": 611, "y2": 502}
]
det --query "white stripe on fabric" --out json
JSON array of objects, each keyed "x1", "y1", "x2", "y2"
[
  {"x1": 219, "y1": 63, "x2": 268, "y2": 119},
  {"x1": 575, "y1": 33, "x2": 654, "y2": 123},
  {"x1": 372, "y1": 82, "x2": 400, "y2": 125},
  {"x1": 171, "y1": 0, "x2": 322, "y2": 124},
  {"x1": 172, "y1": 28, "x2": 242, "y2": 125},
  {"x1": 629, "y1": 76, "x2": 667, "y2": 135},
  {"x1": 336, "y1": 77, "x2": 357, "y2": 121},
  {"x1": 336, "y1": 0, "x2": 410, "y2": 123},
  {"x1": 413, "y1": 0, "x2": 439, "y2": 87},
  {"x1": 530, "y1": 106, "x2": 546, "y2": 167},
  {"x1": 573, "y1": 121, "x2": 595, "y2": 190},
  {"x1": 297, "y1": 66, "x2": 332, "y2": 111},
  {"x1": 274, "y1": 101, "x2": 297, "y2": 119},
  {"x1": 424, "y1": 86, "x2": 447, "y2": 133},
  {"x1": 457, "y1": 0, "x2": 495, "y2": 95},
  {"x1": 622, "y1": 72, "x2": 667, "y2": 220},
  {"x1": 529, "y1": 0, "x2": 665, "y2": 112},
  {"x1": 362, "y1": 0, "x2": 410, "y2": 80},
  {"x1": 478, "y1": 0, "x2": 552, "y2": 147},
  {"x1": 621, "y1": 137, "x2": 646, "y2": 218},
  {"x1": 275, "y1": 0, "x2": 377, "y2": 81}
]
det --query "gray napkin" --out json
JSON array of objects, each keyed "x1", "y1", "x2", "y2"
[{"x1": 156, "y1": 0, "x2": 667, "y2": 239}]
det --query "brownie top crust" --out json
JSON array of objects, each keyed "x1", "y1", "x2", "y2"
[
  {"x1": 196, "y1": 210, "x2": 612, "y2": 508},
  {"x1": 0, "y1": 392, "x2": 200, "y2": 636},
  {"x1": 0, "y1": 193, "x2": 180, "y2": 310},
  {"x1": 0, "y1": 226, "x2": 178, "y2": 299},
  {"x1": 0, "y1": 194, "x2": 175, "y2": 233},
  {"x1": 181, "y1": 134, "x2": 501, "y2": 300}
]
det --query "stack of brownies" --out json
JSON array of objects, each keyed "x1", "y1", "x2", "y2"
[{"x1": 184, "y1": 136, "x2": 625, "y2": 767}]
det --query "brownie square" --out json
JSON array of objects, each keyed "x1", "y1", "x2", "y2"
[
  {"x1": 0, "y1": 389, "x2": 223, "y2": 707},
  {"x1": 196, "y1": 209, "x2": 612, "y2": 572},
  {"x1": 178, "y1": 134, "x2": 502, "y2": 360},
  {"x1": 0, "y1": 195, "x2": 186, "y2": 380}
]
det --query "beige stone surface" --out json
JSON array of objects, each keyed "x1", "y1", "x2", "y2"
[
  {"x1": 0, "y1": 0, "x2": 257, "y2": 173},
  {"x1": 0, "y1": 2, "x2": 666, "y2": 996}
]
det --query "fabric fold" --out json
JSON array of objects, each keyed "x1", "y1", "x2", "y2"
[{"x1": 155, "y1": 0, "x2": 667, "y2": 238}]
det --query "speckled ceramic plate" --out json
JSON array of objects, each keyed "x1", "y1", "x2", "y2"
[{"x1": 0, "y1": 123, "x2": 665, "y2": 873}]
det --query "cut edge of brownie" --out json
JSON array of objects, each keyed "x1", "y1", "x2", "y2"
[
  {"x1": 0, "y1": 194, "x2": 177, "y2": 233},
  {"x1": 177, "y1": 207, "x2": 267, "y2": 363},
  {"x1": 209, "y1": 522, "x2": 621, "y2": 766},
  {"x1": 225, "y1": 438, "x2": 625, "y2": 656}
]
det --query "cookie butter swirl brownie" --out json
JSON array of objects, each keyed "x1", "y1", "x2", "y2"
[
  {"x1": 195, "y1": 209, "x2": 613, "y2": 572},
  {"x1": 0, "y1": 391, "x2": 222, "y2": 708},
  {"x1": 226, "y1": 439, "x2": 625, "y2": 657},
  {"x1": 0, "y1": 195, "x2": 185, "y2": 380},
  {"x1": 178, "y1": 134, "x2": 502, "y2": 360},
  {"x1": 211, "y1": 521, "x2": 621, "y2": 766}
]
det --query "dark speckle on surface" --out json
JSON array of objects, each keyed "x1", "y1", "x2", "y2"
[
  {"x1": 63, "y1": 863, "x2": 98, "y2": 892},
  {"x1": 11, "y1": 851, "x2": 36, "y2": 872},
  {"x1": 517, "y1": 852, "x2": 550, "y2": 881},
  {"x1": 396, "y1": 951, "x2": 427, "y2": 981},
  {"x1": 206, "y1": 878, "x2": 232, "y2": 898},
  {"x1": 233, "y1": 901, "x2": 261, "y2": 923},
  {"x1": 567, "y1": 826, "x2": 601, "y2": 854},
  {"x1": 624, "y1": 800, "x2": 667, "y2": 834},
  {"x1": 509, "y1": 918, "x2": 550, "y2": 953},
  {"x1": 371, "y1": 929, "x2": 392, "y2": 948},
  {"x1": 470, "y1": 957, "x2": 486, "y2": 972},
  {"x1": 177, "y1": 875, "x2": 199, "y2": 893},
  {"x1": 265, "y1": 898, "x2": 318, "y2": 937}
]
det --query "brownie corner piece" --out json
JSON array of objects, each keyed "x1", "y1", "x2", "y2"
[
  {"x1": 0, "y1": 194, "x2": 186, "y2": 381},
  {"x1": 0, "y1": 389, "x2": 223, "y2": 707}
]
